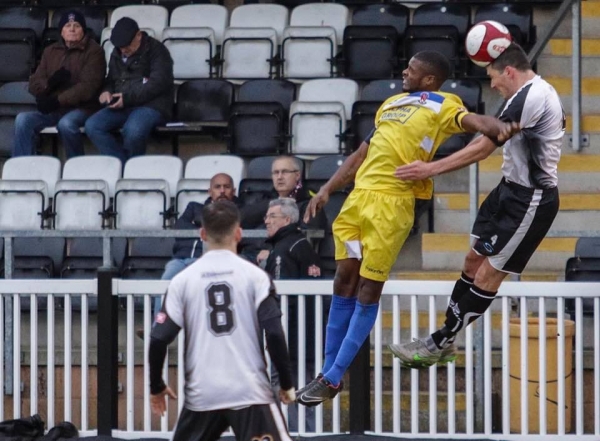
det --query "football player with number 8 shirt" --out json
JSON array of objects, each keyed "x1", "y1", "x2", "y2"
[{"x1": 149, "y1": 201, "x2": 295, "y2": 441}]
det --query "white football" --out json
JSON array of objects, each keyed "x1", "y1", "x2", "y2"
[{"x1": 465, "y1": 20, "x2": 513, "y2": 67}]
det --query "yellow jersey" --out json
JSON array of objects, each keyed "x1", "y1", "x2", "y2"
[{"x1": 355, "y1": 90, "x2": 470, "y2": 199}]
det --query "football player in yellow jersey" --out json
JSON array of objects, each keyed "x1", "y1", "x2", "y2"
[{"x1": 295, "y1": 50, "x2": 519, "y2": 407}]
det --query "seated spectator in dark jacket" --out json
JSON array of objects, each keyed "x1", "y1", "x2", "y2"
[
  {"x1": 84, "y1": 17, "x2": 174, "y2": 163},
  {"x1": 13, "y1": 10, "x2": 105, "y2": 158},
  {"x1": 151, "y1": 173, "x2": 260, "y2": 318},
  {"x1": 242, "y1": 155, "x2": 327, "y2": 266},
  {"x1": 264, "y1": 197, "x2": 321, "y2": 431}
]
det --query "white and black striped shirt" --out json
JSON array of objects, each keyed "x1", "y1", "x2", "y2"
[{"x1": 498, "y1": 75, "x2": 565, "y2": 189}]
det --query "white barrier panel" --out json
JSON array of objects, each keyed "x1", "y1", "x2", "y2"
[{"x1": 0, "y1": 279, "x2": 598, "y2": 440}]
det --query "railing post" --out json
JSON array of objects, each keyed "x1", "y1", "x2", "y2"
[
  {"x1": 97, "y1": 268, "x2": 118, "y2": 436},
  {"x1": 349, "y1": 338, "x2": 371, "y2": 434}
]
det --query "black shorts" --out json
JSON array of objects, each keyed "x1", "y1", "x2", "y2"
[
  {"x1": 471, "y1": 178, "x2": 559, "y2": 274},
  {"x1": 172, "y1": 403, "x2": 291, "y2": 441}
]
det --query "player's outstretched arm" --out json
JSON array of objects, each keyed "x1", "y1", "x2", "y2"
[
  {"x1": 461, "y1": 113, "x2": 521, "y2": 140},
  {"x1": 395, "y1": 135, "x2": 497, "y2": 180},
  {"x1": 304, "y1": 141, "x2": 369, "y2": 223}
]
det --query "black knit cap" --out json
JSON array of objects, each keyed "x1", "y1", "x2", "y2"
[
  {"x1": 110, "y1": 17, "x2": 140, "y2": 48},
  {"x1": 58, "y1": 10, "x2": 87, "y2": 32}
]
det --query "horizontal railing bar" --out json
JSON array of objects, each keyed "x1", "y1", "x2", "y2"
[
  {"x1": 0, "y1": 279, "x2": 96, "y2": 294},
  {"x1": 0, "y1": 229, "x2": 324, "y2": 239},
  {"x1": 111, "y1": 279, "x2": 600, "y2": 297}
]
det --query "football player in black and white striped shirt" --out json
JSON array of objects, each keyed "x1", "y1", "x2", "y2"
[
  {"x1": 391, "y1": 43, "x2": 563, "y2": 368},
  {"x1": 149, "y1": 201, "x2": 295, "y2": 441}
]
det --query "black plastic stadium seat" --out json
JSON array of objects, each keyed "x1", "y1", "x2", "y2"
[
  {"x1": 227, "y1": 102, "x2": 286, "y2": 157},
  {"x1": 342, "y1": 26, "x2": 398, "y2": 80},
  {"x1": 0, "y1": 81, "x2": 36, "y2": 157},
  {"x1": 351, "y1": 3, "x2": 409, "y2": 38}
]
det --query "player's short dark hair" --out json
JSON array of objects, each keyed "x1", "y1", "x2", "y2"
[
  {"x1": 413, "y1": 51, "x2": 451, "y2": 86},
  {"x1": 201, "y1": 200, "x2": 240, "y2": 243},
  {"x1": 490, "y1": 43, "x2": 531, "y2": 72}
]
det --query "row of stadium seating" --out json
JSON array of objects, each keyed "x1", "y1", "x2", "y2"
[
  {"x1": 0, "y1": 153, "x2": 347, "y2": 285},
  {"x1": 0, "y1": 3, "x2": 536, "y2": 82},
  {"x1": 0, "y1": 77, "x2": 484, "y2": 158}
]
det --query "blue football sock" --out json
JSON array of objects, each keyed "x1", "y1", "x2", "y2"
[
  {"x1": 321, "y1": 295, "x2": 357, "y2": 375},
  {"x1": 324, "y1": 301, "x2": 379, "y2": 386}
]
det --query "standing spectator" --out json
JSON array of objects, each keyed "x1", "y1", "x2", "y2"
[
  {"x1": 13, "y1": 10, "x2": 105, "y2": 158},
  {"x1": 85, "y1": 17, "x2": 174, "y2": 162},
  {"x1": 264, "y1": 198, "x2": 321, "y2": 432},
  {"x1": 150, "y1": 201, "x2": 295, "y2": 441}
]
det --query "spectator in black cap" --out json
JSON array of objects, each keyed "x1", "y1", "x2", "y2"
[
  {"x1": 13, "y1": 10, "x2": 105, "y2": 158},
  {"x1": 84, "y1": 17, "x2": 174, "y2": 163}
]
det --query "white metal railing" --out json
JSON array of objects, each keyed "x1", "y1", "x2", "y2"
[{"x1": 1, "y1": 279, "x2": 599, "y2": 440}]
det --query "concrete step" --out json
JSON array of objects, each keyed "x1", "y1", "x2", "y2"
[
  {"x1": 421, "y1": 233, "x2": 575, "y2": 271},
  {"x1": 536, "y1": 2, "x2": 600, "y2": 39},
  {"x1": 537, "y1": 56, "x2": 600, "y2": 82},
  {"x1": 432, "y1": 193, "x2": 600, "y2": 234},
  {"x1": 545, "y1": 38, "x2": 600, "y2": 56}
]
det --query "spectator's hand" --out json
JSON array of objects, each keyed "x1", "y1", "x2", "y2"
[
  {"x1": 99, "y1": 91, "x2": 112, "y2": 105},
  {"x1": 47, "y1": 67, "x2": 71, "y2": 90},
  {"x1": 279, "y1": 388, "x2": 296, "y2": 405},
  {"x1": 108, "y1": 93, "x2": 124, "y2": 109},
  {"x1": 394, "y1": 160, "x2": 433, "y2": 181},
  {"x1": 256, "y1": 250, "x2": 270, "y2": 264},
  {"x1": 150, "y1": 385, "x2": 177, "y2": 416},
  {"x1": 36, "y1": 96, "x2": 60, "y2": 114},
  {"x1": 303, "y1": 189, "x2": 330, "y2": 224},
  {"x1": 308, "y1": 264, "x2": 321, "y2": 277}
]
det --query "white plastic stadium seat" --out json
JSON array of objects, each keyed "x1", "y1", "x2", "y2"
[
  {"x1": 123, "y1": 155, "x2": 183, "y2": 194},
  {"x1": 281, "y1": 26, "x2": 337, "y2": 79},
  {"x1": 0, "y1": 180, "x2": 48, "y2": 230},
  {"x1": 290, "y1": 3, "x2": 350, "y2": 46},
  {"x1": 170, "y1": 4, "x2": 229, "y2": 46},
  {"x1": 115, "y1": 179, "x2": 171, "y2": 229},
  {"x1": 53, "y1": 180, "x2": 109, "y2": 230},
  {"x1": 184, "y1": 154, "x2": 246, "y2": 189},
  {"x1": 62, "y1": 155, "x2": 122, "y2": 198},
  {"x1": 221, "y1": 27, "x2": 278, "y2": 79},
  {"x1": 109, "y1": 5, "x2": 168, "y2": 41},
  {"x1": 162, "y1": 28, "x2": 215, "y2": 80},
  {"x1": 176, "y1": 179, "x2": 210, "y2": 213},
  {"x1": 53, "y1": 156, "x2": 122, "y2": 230},
  {"x1": 0, "y1": 156, "x2": 61, "y2": 229},
  {"x1": 2, "y1": 156, "x2": 61, "y2": 196},
  {"x1": 230, "y1": 4, "x2": 289, "y2": 41},
  {"x1": 289, "y1": 101, "x2": 346, "y2": 155},
  {"x1": 115, "y1": 156, "x2": 183, "y2": 229},
  {"x1": 299, "y1": 78, "x2": 359, "y2": 121},
  {"x1": 176, "y1": 155, "x2": 246, "y2": 212}
]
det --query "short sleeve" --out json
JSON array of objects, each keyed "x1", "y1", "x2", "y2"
[{"x1": 438, "y1": 94, "x2": 470, "y2": 135}]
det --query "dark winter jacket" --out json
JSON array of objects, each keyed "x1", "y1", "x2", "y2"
[
  {"x1": 264, "y1": 223, "x2": 321, "y2": 279},
  {"x1": 265, "y1": 222, "x2": 321, "y2": 362},
  {"x1": 103, "y1": 32, "x2": 174, "y2": 119},
  {"x1": 29, "y1": 34, "x2": 105, "y2": 112},
  {"x1": 171, "y1": 197, "x2": 260, "y2": 262},
  {"x1": 171, "y1": 196, "x2": 242, "y2": 259}
]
